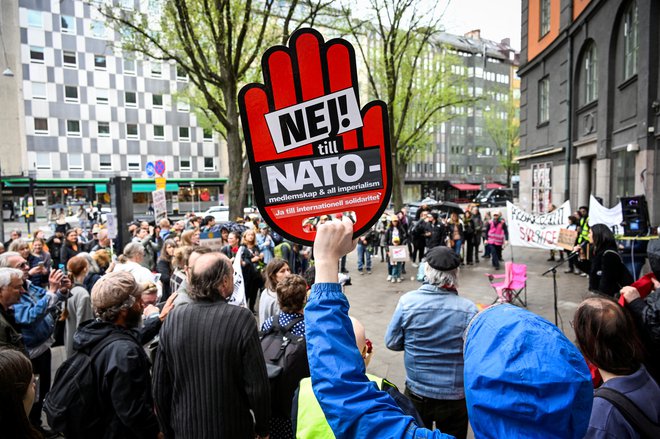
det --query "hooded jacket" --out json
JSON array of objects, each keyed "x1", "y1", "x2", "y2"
[
  {"x1": 72, "y1": 319, "x2": 159, "y2": 439},
  {"x1": 463, "y1": 304, "x2": 593, "y2": 438}
]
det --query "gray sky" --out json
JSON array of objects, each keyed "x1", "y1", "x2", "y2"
[{"x1": 441, "y1": 0, "x2": 521, "y2": 50}]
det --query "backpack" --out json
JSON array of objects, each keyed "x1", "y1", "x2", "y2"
[
  {"x1": 595, "y1": 386, "x2": 660, "y2": 439},
  {"x1": 44, "y1": 333, "x2": 133, "y2": 437},
  {"x1": 260, "y1": 315, "x2": 310, "y2": 417}
]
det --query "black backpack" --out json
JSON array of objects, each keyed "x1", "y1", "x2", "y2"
[
  {"x1": 44, "y1": 333, "x2": 133, "y2": 438},
  {"x1": 260, "y1": 315, "x2": 310, "y2": 417}
]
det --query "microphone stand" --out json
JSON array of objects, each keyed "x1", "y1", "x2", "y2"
[{"x1": 542, "y1": 250, "x2": 581, "y2": 327}]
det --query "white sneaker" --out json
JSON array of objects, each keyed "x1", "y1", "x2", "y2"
[
  {"x1": 412, "y1": 262, "x2": 419, "y2": 267},
  {"x1": 390, "y1": 278, "x2": 396, "y2": 283},
  {"x1": 386, "y1": 275, "x2": 392, "y2": 281},
  {"x1": 396, "y1": 278, "x2": 402, "y2": 283}
]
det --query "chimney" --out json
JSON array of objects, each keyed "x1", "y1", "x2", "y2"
[{"x1": 500, "y1": 38, "x2": 511, "y2": 47}]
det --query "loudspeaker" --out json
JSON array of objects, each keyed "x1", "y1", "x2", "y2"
[
  {"x1": 620, "y1": 195, "x2": 650, "y2": 237},
  {"x1": 110, "y1": 177, "x2": 133, "y2": 252}
]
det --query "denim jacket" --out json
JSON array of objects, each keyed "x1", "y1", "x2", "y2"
[
  {"x1": 13, "y1": 282, "x2": 61, "y2": 352},
  {"x1": 385, "y1": 283, "x2": 477, "y2": 400}
]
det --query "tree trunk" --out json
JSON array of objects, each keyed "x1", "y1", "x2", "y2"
[
  {"x1": 224, "y1": 84, "x2": 247, "y2": 221},
  {"x1": 391, "y1": 160, "x2": 407, "y2": 211}
]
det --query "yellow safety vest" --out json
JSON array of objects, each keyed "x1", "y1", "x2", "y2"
[
  {"x1": 295, "y1": 374, "x2": 391, "y2": 438},
  {"x1": 578, "y1": 216, "x2": 590, "y2": 244}
]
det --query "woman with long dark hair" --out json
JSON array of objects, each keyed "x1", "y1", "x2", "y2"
[
  {"x1": 258, "y1": 258, "x2": 291, "y2": 327},
  {"x1": 0, "y1": 348, "x2": 42, "y2": 439},
  {"x1": 241, "y1": 229, "x2": 264, "y2": 312},
  {"x1": 576, "y1": 224, "x2": 633, "y2": 297},
  {"x1": 157, "y1": 239, "x2": 177, "y2": 302},
  {"x1": 573, "y1": 297, "x2": 660, "y2": 437},
  {"x1": 60, "y1": 229, "x2": 80, "y2": 268}
]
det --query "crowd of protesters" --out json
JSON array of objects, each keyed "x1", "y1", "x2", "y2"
[{"x1": 0, "y1": 202, "x2": 658, "y2": 439}]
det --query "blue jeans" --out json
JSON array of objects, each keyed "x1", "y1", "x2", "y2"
[
  {"x1": 452, "y1": 239, "x2": 463, "y2": 256},
  {"x1": 357, "y1": 242, "x2": 372, "y2": 272},
  {"x1": 389, "y1": 261, "x2": 402, "y2": 278}
]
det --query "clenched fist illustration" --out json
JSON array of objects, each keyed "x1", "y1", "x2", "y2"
[{"x1": 239, "y1": 28, "x2": 392, "y2": 245}]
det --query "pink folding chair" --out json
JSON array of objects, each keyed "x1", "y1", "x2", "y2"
[{"x1": 485, "y1": 261, "x2": 527, "y2": 307}]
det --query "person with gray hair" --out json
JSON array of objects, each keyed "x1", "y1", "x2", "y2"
[
  {"x1": 0, "y1": 267, "x2": 27, "y2": 352},
  {"x1": 385, "y1": 246, "x2": 478, "y2": 439},
  {"x1": 153, "y1": 252, "x2": 271, "y2": 438},
  {"x1": 113, "y1": 242, "x2": 162, "y2": 297},
  {"x1": 55, "y1": 271, "x2": 162, "y2": 438}
]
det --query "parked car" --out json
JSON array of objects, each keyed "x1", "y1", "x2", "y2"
[
  {"x1": 472, "y1": 188, "x2": 513, "y2": 207},
  {"x1": 202, "y1": 206, "x2": 230, "y2": 222}
]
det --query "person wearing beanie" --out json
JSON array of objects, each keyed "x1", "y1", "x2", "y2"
[{"x1": 385, "y1": 246, "x2": 478, "y2": 439}]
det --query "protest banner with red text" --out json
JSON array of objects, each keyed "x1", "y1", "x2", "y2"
[{"x1": 507, "y1": 201, "x2": 571, "y2": 250}]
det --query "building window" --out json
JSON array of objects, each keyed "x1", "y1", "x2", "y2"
[
  {"x1": 540, "y1": 0, "x2": 551, "y2": 37},
  {"x1": 531, "y1": 162, "x2": 552, "y2": 214},
  {"x1": 623, "y1": 1, "x2": 638, "y2": 80},
  {"x1": 68, "y1": 153, "x2": 83, "y2": 171},
  {"x1": 179, "y1": 126, "x2": 190, "y2": 140},
  {"x1": 67, "y1": 120, "x2": 81, "y2": 137},
  {"x1": 34, "y1": 118, "x2": 48, "y2": 135},
  {"x1": 177, "y1": 98, "x2": 190, "y2": 112},
  {"x1": 611, "y1": 150, "x2": 636, "y2": 197},
  {"x1": 121, "y1": 0, "x2": 134, "y2": 10},
  {"x1": 180, "y1": 157, "x2": 192, "y2": 172},
  {"x1": 94, "y1": 54, "x2": 107, "y2": 70},
  {"x1": 153, "y1": 125, "x2": 165, "y2": 140},
  {"x1": 64, "y1": 85, "x2": 78, "y2": 103},
  {"x1": 60, "y1": 15, "x2": 76, "y2": 33},
  {"x1": 151, "y1": 62, "x2": 162, "y2": 78},
  {"x1": 31, "y1": 82, "x2": 47, "y2": 100},
  {"x1": 582, "y1": 43, "x2": 598, "y2": 104},
  {"x1": 203, "y1": 128, "x2": 213, "y2": 141},
  {"x1": 203, "y1": 157, "x2": 216, "y2": 171},
  {"x1": 98, "y1": 121, "x2": 110, "y2": 137},
  {"x1": 99, "y1": 155, "x2": 113, "y2": 171},
  {"x1": 125, "y1": 91, "x2": 137, "y2": 107},
  {"x1": 152, "y1": 94, "x2": 163, "y2": 108},
  {"x1": 176, "y1": 65, "x2": 188, "y2": 81},
  {"x1": 27, "y1": 10, "x2": 43, "y2": 28},
  {"x1": 63, "y1": 50, "x2": 76, "y2": 67},
  {"x1": 124, "y1": 58, "x2": 136, "y2": 75},
  {"x1": 96, "y1": 89, "x2": 109, "y2": 105},
  {"x1": 30, "y1": 46, "x2": 45, "y2": 63},
  {"x1": 90, "y1": 20, "x2": 106, "y2": 39},
  {"x1": 36, "y1": 152, "x2": 51, "y2": 170},
  {"x1": 126, "y1": 123, "x2": 139, "y2": 139},
  {"x1": 127, "y1": 156, "x2": 141, "y2": 171},
  {"x1": 538, "y1": 77, "x2": 549, "y2": 124}
]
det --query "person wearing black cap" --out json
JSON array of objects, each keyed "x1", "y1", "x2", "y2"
[{"x1": 385, "y1": 246, "x2": 478, "y2": 439}]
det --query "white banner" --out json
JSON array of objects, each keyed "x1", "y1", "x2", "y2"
[
  {"x1": 506, "y1": 201, "x2": 571, "y2": 250},
  {"x1": 588, "y1": 195, "x2": 623, "y2": 235},
  {"x1": 227, "y1": 246, "x2": 246, "y2": 308}
]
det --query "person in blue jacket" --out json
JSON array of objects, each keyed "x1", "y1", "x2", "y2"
[{"x1": 306, "y1": 217, "x2": 593, "y2": 439}]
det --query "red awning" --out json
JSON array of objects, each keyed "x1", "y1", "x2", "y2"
[
  {"x1": 486, "y1": 183, "x2": 505, "y2": 189},
  {"x1": 451, "y1": 183, "x2": 481, "y2": 191}
]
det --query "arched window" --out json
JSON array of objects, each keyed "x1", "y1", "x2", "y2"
[
  {"x1": 581, "y1": 43, "x2": 598, "y2": 105},
  {"x1": 623, "y1": 1, "x2": 638, "y2": 79}
]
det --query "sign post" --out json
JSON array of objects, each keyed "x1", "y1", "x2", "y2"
[{"x1": 239, "y1": 28, "x2": 392, "y2": 245}]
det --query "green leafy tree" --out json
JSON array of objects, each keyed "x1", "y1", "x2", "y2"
[
  {"x1": 484, "y1": 89, "x2": 520, "y2": 186},
  {"x1": 99, "y1": 0, "x2": 333, "y2": 219},
  {"x1": 340, "y1": 0, "x2": 474, "y2": 209}
]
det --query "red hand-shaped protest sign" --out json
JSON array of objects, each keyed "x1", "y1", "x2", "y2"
[{"x1": 239, "y1": 28, "x2": 392, "y2": 245}]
